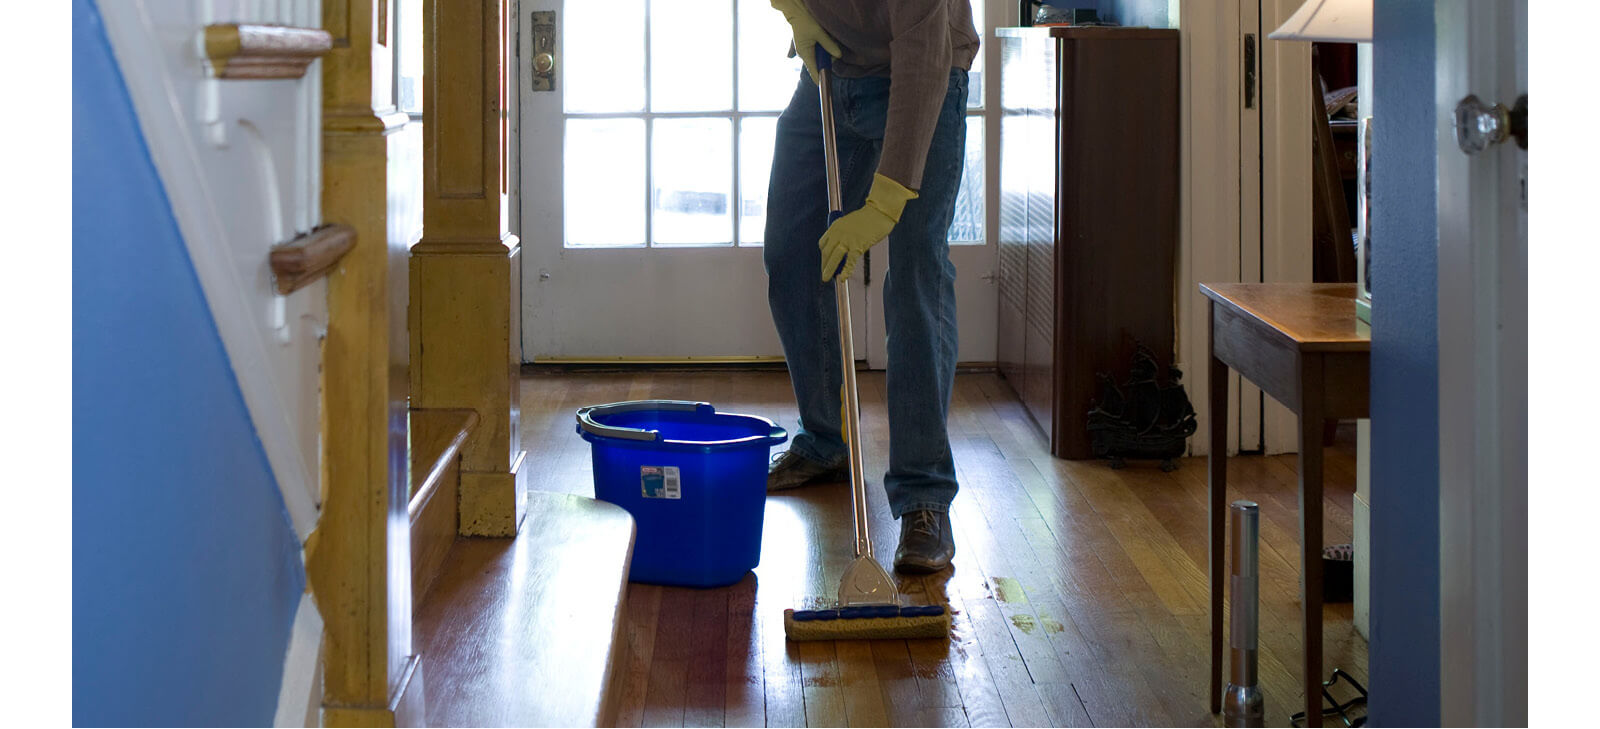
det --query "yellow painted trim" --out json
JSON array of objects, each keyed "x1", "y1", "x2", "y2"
[
  {"x1": 324, "y1": 110, "x2": 413, "y2": 136},
  {"x1": 323, "y1": 654, "x2": 424, "y2": 728},
  {"x1": 313, "y1": 0, "x2": 416, "y2": 720},
  {"x1": 458, "y1": 451, "x2": 529, "y2": 537},
  {"x1": 534, "y1": 355, "x2": 790, "y2": 365}
]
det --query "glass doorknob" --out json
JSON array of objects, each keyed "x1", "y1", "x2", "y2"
[{"x1": 1455, "y1": 93, "x2": 1527, "y2": 153}]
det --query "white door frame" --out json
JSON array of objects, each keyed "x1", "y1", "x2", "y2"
[
  {"x1": 1180, "y1": 0, "x2": 1311, "y2": 457},
  {"x1": 1436, "y1": 0, "x2": 1528, "y2": 725},
  {"x1": 515, "y1": 0, "x2": 1000, "y2": 365},
  {"x1": 1258, "y1": 0, "x2": 1314, "y2": 455},
  {"x1": 865, "y1": 0, "x2": 1006, "y2": 370}
]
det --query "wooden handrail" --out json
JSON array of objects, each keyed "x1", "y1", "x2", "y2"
[
  {"x1": 203, "y1": 24, "x2": 333, "y2": 80},
  {"x1": 269, "y1": 224, "x2": 356, "y2": 295}
]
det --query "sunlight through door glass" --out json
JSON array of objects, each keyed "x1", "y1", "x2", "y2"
[
  {"x1": 566, "y1": 119, "x2": 646, "y2": 247},
  {"x1": 564, "y1": 0, "x2": 645, "y2": 113},
  {"x1": 653, "y1": 118, "x2": 734, "y2": 246},
  {"x1": 651, "y1": 0, "x2": 733, "y2": 112}
]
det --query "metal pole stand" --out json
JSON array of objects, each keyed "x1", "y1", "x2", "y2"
[{"x1": 1224, "y1": 500, "x2": 1265, "y2": 727}]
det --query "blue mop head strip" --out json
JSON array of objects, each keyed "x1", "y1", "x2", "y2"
[{"x1": 783, "y1": 604, "x2": 952, "y2": 641}]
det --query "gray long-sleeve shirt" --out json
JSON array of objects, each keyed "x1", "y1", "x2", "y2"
[{"x1": 801, "y1": 0, "x2": 980, "y2": 189}]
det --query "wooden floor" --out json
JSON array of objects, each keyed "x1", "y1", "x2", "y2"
[{"x1": 519, "y1": 369, "x2": 1367, "y2": 728}]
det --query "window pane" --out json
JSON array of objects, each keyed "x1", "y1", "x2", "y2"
[
  {"x1": 652, "y1": 0, "x2": 733, "y2": 112},
  {"x1": 653, "y1": 118, "x2": 734, "y2": 246},
  {"x1": 739, "y1": 117, "x2": 778, "y2": 245},
  {"x1": 565, "y1": 0, "x2": 645, "y2": 113},
  {"x1": 398, "y1": 0, "x2": 422, "y2": 113},
  {"x1": 949, "y1": 115, "x2": 984, "y2": 244},
  {"x1": 738, "y1": 0, "x2": 805, "y2": 111},
  {"x1": 566, "y1": 119, "x2": 646, "y2": 247}
]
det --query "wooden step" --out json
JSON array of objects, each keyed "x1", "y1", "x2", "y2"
[
  {"x1": 414, "y1": 491, "x2": 637, "y2": 727},
  {"x1": 408, "y1": 408, "x2": 478, "y2": 605}
]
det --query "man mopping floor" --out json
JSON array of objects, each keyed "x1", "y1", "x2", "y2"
[{"x1": 763, "y1": 0, "x2": 979, "y2": 576}]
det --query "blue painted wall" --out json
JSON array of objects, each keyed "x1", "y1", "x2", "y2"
[
  {"x1": 72, "y1": 0, "x2": 305, "y2": 725},
  {"x1": 1368, "y1": 0, "x2": 1440, "y2": 725}
]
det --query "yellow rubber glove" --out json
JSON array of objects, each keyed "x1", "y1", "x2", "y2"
[
  {"x1": 820, "y1": 173, "x2": 919, "y2": 282},
  {"x1": 771, "y1": 0, "x2": 841, "y2": 85}
]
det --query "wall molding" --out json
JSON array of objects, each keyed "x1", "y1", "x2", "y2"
[
  {"x1": 204, "y1": 24, "x2": 332, "y2": 80},
  {"x1": 273, "y1": 591, "x2": 325, "y2": 727},
  {"x1": 98, "y1": 0, "x2": 322, "y2": 540}
]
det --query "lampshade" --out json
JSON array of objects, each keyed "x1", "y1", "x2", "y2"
[{"x1": 1268, "y1": 0, "x2": 1372, "y2": 43}]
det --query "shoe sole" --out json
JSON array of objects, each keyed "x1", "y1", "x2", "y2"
[
  {"x1": 893, "y1": 549, "x2": 955, "y2": 575},
  {"x1": 766, "y1": 468, "x2": 850, "y2": 493}
]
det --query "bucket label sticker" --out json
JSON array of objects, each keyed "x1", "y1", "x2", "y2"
[{"x1": 641, "y1": 466, "x2": 681, "y2": 499}]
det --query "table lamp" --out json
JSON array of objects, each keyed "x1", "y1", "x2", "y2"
[{"x1": 1270, "y1": 0, "x2": 1375, "y2": 323}]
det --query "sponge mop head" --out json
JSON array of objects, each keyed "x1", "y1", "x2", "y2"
[{"x1": 783, "y1": 608, "x2": 953, "y2": 641}]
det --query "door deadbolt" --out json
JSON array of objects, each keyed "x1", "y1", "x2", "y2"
[{"x1": 531, "y1": 11, "x2": 556, "y2": 92}]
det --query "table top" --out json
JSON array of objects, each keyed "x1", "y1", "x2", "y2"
[{"x1": 1199, "y1": 283, "x2": 1370, "y2": 353}]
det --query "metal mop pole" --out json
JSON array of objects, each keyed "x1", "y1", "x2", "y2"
[
  {"x1": 1224, "y1": 500, "x2": 1265, "y2": 727},
  {"x1": 816, "y1": 47, "x2": 899, "y2": 609}
]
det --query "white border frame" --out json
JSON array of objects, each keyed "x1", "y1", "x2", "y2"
[{"x1": 1436, "y1": 0, "x2": 1528, "y2": 724}]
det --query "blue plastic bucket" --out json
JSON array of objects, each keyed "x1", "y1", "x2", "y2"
[{"x1": 577, "y1": 400, "x2": 787, "y2": 588}]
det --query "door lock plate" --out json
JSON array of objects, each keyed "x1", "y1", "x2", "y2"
[{"x1": 531, "y1": 11, "x2": 556, "y2": 92}]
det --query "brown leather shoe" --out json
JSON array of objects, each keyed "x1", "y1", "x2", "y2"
[
  {"x1": 893, "y1": 510, "x2": 955, "y2": 574},
  {"x1": 766, "y1": 450, "x2": 848, "y2": 493}
]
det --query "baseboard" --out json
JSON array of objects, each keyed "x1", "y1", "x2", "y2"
[
  {"x1": 409, "y1": 409, "x2": 477, "y2": 604},
  {"x1": 392, "y1": 655, "x2": 426, "y2": 728},
  {"x1": 1353, "y1": 490, "x2": 1371, "y2": 640},
  {"x1": 458, "y1": 451, "x2": 529, "y2": 537},
  {"x1": 273, "y1": 591, "x2": 324, "y2": 727},
  {"x1": 322, "y1": 654, "x2": 424, "y2": 728}
]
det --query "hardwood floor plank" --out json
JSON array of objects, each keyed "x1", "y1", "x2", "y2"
[
  {"x1": 837, "y1": 641, "x2": 890, "y2": 728},
  {"x1": 799, "y1": 641, "x2": 847, "y2": 728},
  {"x1": 961, "y1": 595, "x2": 1054, "y2": 727},
  {"x1": 869, "y1": 640, "x2": 926, "y2": 728},
  {"x1": 725, "y1": 576, "x2": 766, "y2": 728},
  {"x1": 902, "y1": 577, "x2": 966, "y2": 713},
  {"x1": 943, "y1": 594, "x2": 1016, "y2": 728},
  {"x1": 758, "y1": 588, "x2": 808, "y2": 728},
  {"x1": 920, "y1": 707, "x2": 974, "y2": 728},
  {"x1": 615, "y1": 584, "x2": 665, "y2": 728},
  {"x1": 514, "y1": 371, "x2": 1365, "y2": 728},
  {"x1": 1012, "y1": 458, "x2": 1192, "y2": 726},
  {"x1": 684, "y1": 588, "x2": 731, "y2": 727},
  {"x1": 643, "y1": 588, "x2": 697, "y2": 728}
]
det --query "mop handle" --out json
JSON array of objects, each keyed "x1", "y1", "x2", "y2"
[{"x1": 814, "y1": 46, "x2": 872, "y2": 561}]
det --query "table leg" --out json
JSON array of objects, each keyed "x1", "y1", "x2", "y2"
[
  {"x1": 1208, "y1": 302, "x2": 1228, "y2": 715},
  {"x1": 1298, "y1": 355, "x2": 1326, "y2": 727}
]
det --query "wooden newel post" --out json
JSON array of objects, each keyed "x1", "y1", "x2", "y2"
[
  {"x1": 413, "y1": 0, "x2": 528, "y2": 536},
  {"x1": 317, "y1": 0, "x2": 422, "y2": 725}
]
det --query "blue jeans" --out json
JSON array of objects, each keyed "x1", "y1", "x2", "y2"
[{"x1": 762, "y1": 69, "x2": 968, "y2": 518}]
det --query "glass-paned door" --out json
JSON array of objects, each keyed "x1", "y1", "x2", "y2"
[{"x1": 518, "y1": 0, "x2": 997, "y2": 363}]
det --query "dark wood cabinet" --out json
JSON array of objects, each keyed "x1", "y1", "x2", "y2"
[{"x1": 995, "y1": 27, "x2": 1180, "y2": 459}]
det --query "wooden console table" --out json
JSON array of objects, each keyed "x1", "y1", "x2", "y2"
[{"x1": 1200, "y1": 283, "x2": 1370, "y2": 727}]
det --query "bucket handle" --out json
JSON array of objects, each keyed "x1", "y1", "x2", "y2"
[{"x1": 576, "y1": 400, "x2": 712, "y2": 442}]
